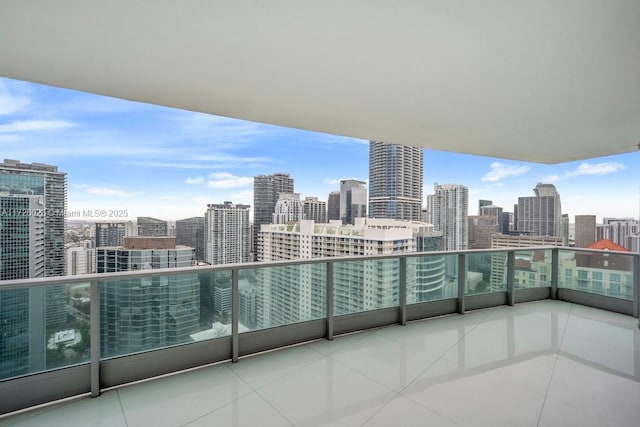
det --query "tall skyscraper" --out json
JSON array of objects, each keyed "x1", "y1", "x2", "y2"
[
  {"x1": 327, "y1": 191, "x2": 340, "y2": 221},
  {"x1": 137, "y1": 216, "x2": 168, "y2": 237},
  {"x1": 176, "y1": 216, "x2": 206, "y2": 261},
  {"x1": 205, "y1": 202, "x2": 250, "y2": 265},
  {"x1": 480, "y1": 205, "x2": 504, "y2": 233},
  {"x1": 368, "y1": 141, "x2": 423, "y2": 221},
  {"x1": 431, "y1": 184, "x2": 469, "y2": 250},
  {"x1": 253, "y1": 173, "x2": 294, "y2": 259},
  {"x1": 597, "y1": 218, "x2": 638, "y2": 248},
  {"x1": 516, "y1": 183, "x2": 563, "y2": 239},
  {"x1": 272, "y1": 193, "x2": 304, "y2": 224},
  {"x1": 339, "y1": 179, "x2": 367, "y2": 224},
  {"x1": 468, "y1": 215, "x2": 499, "y2": 249},
  {"x1": 95, "y1": 222, "x2": 126, "y2": 247},
  {"x1": 67, "y1": 247, "x2": 95, "y2": 275},
  {"x1": 303, "y1": 197, "x2": 327, "y2": 223},
  {"x1": 96, "y1": 237, "x2": 199, "y2": 357},
  {"x1": 575, "y1": 215, "x2": 597, "y2": 248},
  {"x1": 0, "y1": 159, "x2": 67, "y2": 380},
  {"x1": 478, "y1": 199, "x2": 493, "y2": 213}
]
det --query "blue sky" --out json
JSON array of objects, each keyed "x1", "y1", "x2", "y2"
[{"x1": 1, "y1": 77, "x2": 638, "y2": 222}]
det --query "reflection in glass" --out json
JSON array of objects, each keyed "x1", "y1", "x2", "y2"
[
  {"x1": 558, "y1": 250, "x2": 634, "y2": 300},
  {"x1": 0, "y1": 283, "x2": 91, "y2": 381}
]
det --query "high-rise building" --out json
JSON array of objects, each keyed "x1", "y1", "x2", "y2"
[
  {"x1": 258, "y1": 218, "x2": 447, "y2": 324},
  {"x1": 303, "y1": 197, "x2": 327, "y2": 223},
  {"x1": 96, "y1": 237, "x2": 199, "y2": 357},
  {"x1": 478, "y1": 199, "x2": 493, "y2": 213},
  {"x1": 480, "y1": 205, "x2": 504, "y2": 233},
  {"x1": 368, "y1": 141, "x2": 423, "y2": 221},
  {"x1": 0, "y1": 159, "x2": 67, "y2": 380},
  {"x1": 205, "y1": 202, "x2": 250, "y2": 265},
  {"x1": 575, "y1": 215, "x2": 597, "y2": 248},
  {"x1": 468, "y1": 215, "x2": 499, "y2": 249},
  {"x1": 253, "y1": 173, "x2": 294, "y2": 259},
  {"x1": 176, "y1": 216, "x2": 205, "y2": 261},
  {"x1": 327, "y1": 191, "x2": 340, "y2": 221},
  {"x1": 137, "y1": 216, "x2": 168, "y2": 237},
  {"x1": 339, "y1": 179, "x2": 367, "y2": 224},
  {"x1": 431, "y1": 184, "x2": 469, "y2": 250},
  {"x1": 597, "y1": 218, "x2": 638, "y2": 248},
  {"x1": 272, "y1": 193, "x2": 304, "y2": 224},
  {"x1": 95, "y1": 222, "x2": 126, "y2": 247},
  {"x1": 66, "y1": 247, "x2": 95, "y2": 275},
  {"x1": 516, "y1": 183, "x2": 563, "y2": 239}
]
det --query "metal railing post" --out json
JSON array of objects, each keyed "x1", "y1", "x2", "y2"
[
  {"x1": 399, "y1": 257, "x2": 407, "y2": 326},
  {"x1": 232, "y1": 268, "x2": 239, "y2": 362},
  {"x1": 457, "y1": 253, "x2": 466, "y2": 314},
  {"x1": 507, "y1": 251, "x2": 515, "y2": 306},
  {"x1": 90, "y1": 280, "x2": 101, "y2": 398},
  {"x1": 633, "y1": 254, "x2": 639, "y2": 321},
  {"x1": 551, "y1": 248, "x2": 559, "y2": 300},
  {"x1": 326, "y1": 262, "x2": 334, "y2": 340}
]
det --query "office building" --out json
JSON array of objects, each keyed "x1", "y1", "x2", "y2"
[
  {"x1": 327, "y1": 191, "x2": 340, "y2": 221},
  {"x1": 0, "y1": 160, "x2": 67, "y2": 380},
  {"x1": 480, "y1": 205, "x2": 504, "y2": 233},
  {"x1": 516, "y1": 183, "x2": 563, "y2": 239},
  {"x1": 431, "y1": 184, "x2": 469, "y2": 250},
  {"x1": 368, "y1": 141, "x2": 422, "y2": 221},
  {"x1": 253, "y1": 173, "x2": 294, "y2": 259},
  {"x1": 136, "y1": 216, "x2": 168, "y2": 237},
  {"x1": 205, "y1": 202, "x2": 250, "y2": 265},
  {"x1": 96, "y1": 237, "x2": 199, "y2": 357},
  {"x1": 94, "y1": 222, "x2": 126, "y2": 247},
  {"x1": 176, "y1": 216, "x2": 205, "y2": 261},
  {"x1": 575, "y1": 215, "x2": 597, "y2": 248},
  {"x1": 272, "y1": 193, "x2": 303, "y2": 224},
  {"x1": 478, "y1": 199, "x2": 492, "y2": 213},
  {"x1": 303, "y1": 197, "x2": 327, "y2": 223},
  {"x1": 468, "y1": 215, "x2": 500, "y2": 249},
  {"x1": 339, "y1": 179, "x2": 367, "y2": 224}
]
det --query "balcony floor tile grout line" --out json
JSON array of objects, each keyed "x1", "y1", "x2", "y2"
[
  {"x1": 535, "y1": 302, "x2": 574, "y2": 427},
  {"x1": 114, "y1": 388, "x2": 129, "y2": 427}
]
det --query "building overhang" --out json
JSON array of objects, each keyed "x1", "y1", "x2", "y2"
[{"x1": 1, "y1": 1, "x2": 639, "y2": 163}]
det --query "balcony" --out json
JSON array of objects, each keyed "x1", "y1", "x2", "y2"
[{"x1": 1, "y1": 247, "x2": 639, "y2": 425}]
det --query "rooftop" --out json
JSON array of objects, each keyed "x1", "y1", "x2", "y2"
[{"x1": 2, "y1": 300, "x2": 638, "y2": 426}]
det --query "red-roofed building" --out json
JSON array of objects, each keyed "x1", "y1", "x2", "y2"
[{"x1": 585, "y1": 239, "x2": 629, "y2": 252}]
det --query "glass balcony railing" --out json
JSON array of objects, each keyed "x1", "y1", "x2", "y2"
[{"x1": 0, "y1": 247, "x2": 638, "y2": 415}]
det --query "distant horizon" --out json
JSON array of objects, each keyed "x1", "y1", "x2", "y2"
[{"x1": 2, "y1": 77, "x2": 639, "y2": 223}]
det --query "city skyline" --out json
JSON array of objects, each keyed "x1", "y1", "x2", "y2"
[{"x1": 1, "y1": 77, "x2": 639, "y2": 222}]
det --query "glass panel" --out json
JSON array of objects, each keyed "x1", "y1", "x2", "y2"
[
  {"x1": 467, "y1": 252, "x2": 499, "y2": 295},
  {"x1": 0, "y1": 282, "x2": 90, "y2": 381},
  {"x1": 558, "y1": 250, "x2": 635, "y2": 300},
  {"x1": 514, "y1": 250, "x2": 551, "y2": 289},
  {"x1": 239, "y1": 263, "x2": 327, "y2": 332},
  {"x1": 100, "y1": 271, "x2": 213, "y2": 359},
  {"x1": 333, "y1": 259, "x2": 398, "y2": 315},
  {"x1": 407, "y1": 254, "x2": 458, "y2": 303}
]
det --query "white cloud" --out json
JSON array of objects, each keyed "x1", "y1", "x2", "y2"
[
  {"x1": 0, "y1": 80, "x2": 31, "y2": 115},
  {"x1": 185, "y1": 176, "x2": 205, "y2": 184},
  {"x1": 566, "y1": 162, "x2": 626, "y2": 177},
  {"x1": 0, "y1": 120, "x2": 76, "y2": 132},
  {"x1": 543, "y1": 162, "x2": 626, "y2": 183},
  {"x1": 481, "y1": 162, "x2": 531, "y2": 182},
  {"x1": 541, "y1": 174, "x2": 560, "y2": 183},
  {"x1": 207, "y1": 172, "x2": 253, "y2": 189},
  {"x1": 74, "y1": 184, "x2": 134, "y2": 198}
]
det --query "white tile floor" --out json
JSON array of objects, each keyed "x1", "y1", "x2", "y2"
[{"x1": 2, "y1": 300, "x2": 639, "y2": 427}]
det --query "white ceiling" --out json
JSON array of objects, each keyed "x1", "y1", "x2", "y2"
[{"x1": 1, "y1": 1, "x2": 639, "y2": 164}]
